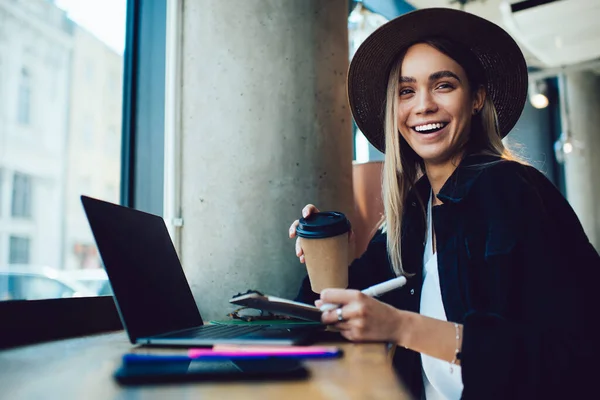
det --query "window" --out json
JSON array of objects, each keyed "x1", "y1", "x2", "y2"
[
  {"x1": 105, "y1": 125, "x2": 117, "y2": 154},
  {"x1": 17, "y1": 68, "x2": 31, "y2": 125},
  {"x1": 83, "y1": 118, "x2": 94, "y2": 145},
  {"x1": 0, "y1": 0, "x2": 166, "y2": 349},
  {"x1": 348, "y1": 3, "x2": 388, "y2": 163},
  {"x1": 9, "y1": 236, "x2": 30, "y2": 264},
  {"x1": 1, "y1": 0, "x2": 125, "y2": 298},
  {"x1": 0, "y1": 168, "x2": 4, "y2": 217},
  {"x1": 0, "y1": 272, "x2": 89, "y2": 301},
  {"x1": 85, "y1": 58, "x2": 94, "y2": 82},
  {"x1": 0, "y1": 58, "x2": 4, "y2": 114},
  {"x1": 11, "y1": 172, "x2": 32, "y2": 218}
]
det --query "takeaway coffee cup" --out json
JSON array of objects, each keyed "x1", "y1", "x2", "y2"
[{"x1": 296, "y1": 211, "x2": 351, "y2": 293}]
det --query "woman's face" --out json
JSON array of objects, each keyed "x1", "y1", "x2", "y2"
[{"x1": 396, "y1": 43, "x2": 484, "y2": 165}]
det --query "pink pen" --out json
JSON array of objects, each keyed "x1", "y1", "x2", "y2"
[{"x1": 188, "y1": 345, "x2": 340, "y2": 358}]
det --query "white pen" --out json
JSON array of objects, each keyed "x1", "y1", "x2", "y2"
[{"x1": 319, "y1": 276, "x2": 408, "y2": 312}]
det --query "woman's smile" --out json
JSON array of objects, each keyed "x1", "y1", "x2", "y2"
[{"x1": 411, "y1": 121, "x2": 450, "y2": 141}]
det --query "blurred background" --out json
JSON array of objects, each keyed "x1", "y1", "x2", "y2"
[{"x1": 0, "y1": 1, "x2": 598, "y2": 320}]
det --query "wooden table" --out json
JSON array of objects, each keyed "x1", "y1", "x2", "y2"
[{"x1": 0, "y1": 331, "x2": 412, "y2": 400}]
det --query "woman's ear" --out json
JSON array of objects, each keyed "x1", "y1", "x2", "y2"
[{"x1": 472, "y1": 85, "x2": 486, "y2": 115}]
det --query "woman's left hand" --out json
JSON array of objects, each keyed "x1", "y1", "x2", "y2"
[{"x1": 318, "y1": 288, "x2": 411, "y2": 343}]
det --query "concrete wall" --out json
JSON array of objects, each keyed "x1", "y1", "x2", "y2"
[
  {"x1": 562, "y1": 71, "x2": 600, "y2": 249},
  {"x1": 179, "y1": 0, "x2": 353, "y2": 321}
]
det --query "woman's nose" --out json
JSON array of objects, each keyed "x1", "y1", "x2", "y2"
[{"x1": 414, "y1": 90, "x2": 438, "y2": 115}]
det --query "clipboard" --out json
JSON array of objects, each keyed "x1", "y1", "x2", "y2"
[{"x1": 229, "y1": 291, "x2": 322, "y2": 322}]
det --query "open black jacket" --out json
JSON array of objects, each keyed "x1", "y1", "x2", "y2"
[{"x1": 296, "y1": 154, "x2": 600, "y2": 399}]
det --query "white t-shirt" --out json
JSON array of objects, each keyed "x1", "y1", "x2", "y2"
[{"x1": 420, "y1": 192, "x2": 464, "y2": 400}]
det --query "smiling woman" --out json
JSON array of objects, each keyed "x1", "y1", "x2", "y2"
[{"x1": 293, "y1": 7, "x2": 600, "y2": 400}]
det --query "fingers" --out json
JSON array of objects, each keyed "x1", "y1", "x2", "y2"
[
  {"x1": 290, "y1": 204, "x2": 319, "y2": 263},
  {"x1": 320, "y1": 288, "x2": 363, "y2": 305},
  {"x1": 302, "y1": 204, "x2": 320, "y2": 218},
  {"x1": 295, "y1": 238, "x2": 305, "y2": 262},
  {"x1": 288, "y1": 220, "x2": 300, "y2": 239},
  {"x1": 320, "y1": 307, "x2": 364, "y2": 342},
  {"x1": 321, "y1": 307, "x2": 344, "y2": 325},
  {"x1": 289, "y1": 203, "x2": 320, "y2": 238},
  {"x1": 314, "y1": 299, "x2": 323, "y2": 308},
  {"x1": 290, "y1": 221, "x2": 305, "y2": 262},
  {"x1": 332, "y1": 322, "x2": 353, "y2": 331},
  {"x1": 320, "y1": 301, "x2": 365, "y2": 324}
]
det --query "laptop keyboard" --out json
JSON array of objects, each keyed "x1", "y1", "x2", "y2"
[{"x1": 166, "y1": 324, "x2": 265, "y2": 339}]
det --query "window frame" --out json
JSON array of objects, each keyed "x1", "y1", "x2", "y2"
[{"x1": 0, "y1": 0, "x2": 167, "y2": 349}]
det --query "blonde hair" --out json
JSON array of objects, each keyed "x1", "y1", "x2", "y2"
[{"x1": 381, "y1": 41, "x2": 519, "y2": 277}]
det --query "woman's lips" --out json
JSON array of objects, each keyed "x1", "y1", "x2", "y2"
[{"x1": 412, "y1": 123, "x2": 448, "y2": 140}]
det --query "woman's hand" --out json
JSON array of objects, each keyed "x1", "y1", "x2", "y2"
[
  {"x1": 318, "y1": 290, "x2": 464, "y2": 362},
  {"x1": 288, "y1": 204, "x2": 355, "y2": 264},
  {"x1": 289, "y1": 204, "x2": 320, "y2": 264},
  {"x1": 317, "y1": 288, "x2": 412, "y2": 344}
]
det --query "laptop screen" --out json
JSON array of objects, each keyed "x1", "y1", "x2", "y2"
[{"x1": 81, "y1": 196, "x2": 203, "y2": 342}]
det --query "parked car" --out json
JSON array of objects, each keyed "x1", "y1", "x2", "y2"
[
  {"x1": 59, "y1": 268, "x2": 113, "y2": 296},
  {"x1": 0, "y1": 266, "x2": 96, "y2": 301}
]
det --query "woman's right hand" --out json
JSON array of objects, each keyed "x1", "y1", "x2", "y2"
[
  {"x1": 288, "y1": 204, "x2": 355, "y2": 264},
  {"x1": 288, "y1": 204, "x2": 320, "y2": 264}
]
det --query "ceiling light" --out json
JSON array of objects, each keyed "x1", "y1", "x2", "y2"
[{"x1": 528, "y1": 80, "x2": 549, "y2": 109}]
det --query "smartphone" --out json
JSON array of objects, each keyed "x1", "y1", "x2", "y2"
[{"x1": 114, "y1": 358, "x2": 309, "y2": 385}]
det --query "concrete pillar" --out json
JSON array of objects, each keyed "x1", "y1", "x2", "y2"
[
  {"x1": 563, "y1": 71, "x2": 600, "y2": 250},
  {"x1": 180, "y1": 0, "x2": 353, "y2": 321}
]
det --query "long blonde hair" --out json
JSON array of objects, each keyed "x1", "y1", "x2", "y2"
[{"x1": 382, "y1": 38, "x2": 518, "y2": 277}]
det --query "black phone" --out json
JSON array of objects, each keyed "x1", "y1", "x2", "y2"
[{"x1": 114, "y1": 358, "x2": 310, "y2": 385}]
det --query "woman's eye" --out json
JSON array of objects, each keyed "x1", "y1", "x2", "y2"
[
  {"x1": 399, "y1": 88, "x2": 413, "y2": 96},
  {"x1": 436, "y1": 83, "x2": 454, "y2": 90}
]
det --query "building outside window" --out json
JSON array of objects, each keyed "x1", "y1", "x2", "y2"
[{"x1": 0, "y1": 0, "x2": 125, "y2": 300}]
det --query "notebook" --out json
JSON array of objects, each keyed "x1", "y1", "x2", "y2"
[
  {"x1": 80, "y1": 195, "x2": 315, "y2": 346},
  {"x1": 229, "y1": 290, "x2": 322, "y2": 322}
]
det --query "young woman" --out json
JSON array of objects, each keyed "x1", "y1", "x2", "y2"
[{"x1": 289, "y1": 8, "x2": 600, "y2": 400}]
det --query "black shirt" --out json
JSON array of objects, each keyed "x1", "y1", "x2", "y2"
[{"x1": 296, "y1": 154, "x2": 600, "y2": 399}]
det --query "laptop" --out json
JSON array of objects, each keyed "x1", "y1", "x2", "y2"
[{"x1": 80, "y1": 195, "x2": 315, "y2": 346}]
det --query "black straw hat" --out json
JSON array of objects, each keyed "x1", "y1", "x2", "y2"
[{"x1": 348, "y1": 8, "x2": 528, "y2": 153}]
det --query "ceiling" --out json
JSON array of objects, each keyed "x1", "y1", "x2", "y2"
[{"x1": 404, "y1": 0, "x2": 600, "y2": 72}]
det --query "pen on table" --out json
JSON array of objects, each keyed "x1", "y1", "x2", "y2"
[
  {"x1": 122, "y1": 353, "x2": 272, "y2": 363},
  {"x1": 319, "y1": 276, "x2": 407, "y2": 312},
  {"x1": 123, "y1": 354, "x2": 192, "y2": 363},
  {"x1": 123, "y1": 347, "x2": 342, "y2": 362}
]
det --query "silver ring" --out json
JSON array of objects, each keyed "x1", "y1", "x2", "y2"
[{"x1": 336, "y1": 307, "x2": 344, "y2": 322}]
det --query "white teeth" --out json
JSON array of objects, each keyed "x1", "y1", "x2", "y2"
[{"x1": 415, "y1": 123, "x2": 445, "y2": 132}]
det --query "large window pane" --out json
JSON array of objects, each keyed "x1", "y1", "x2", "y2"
[{"x1": 0, "y1": 0, "x2": 125, "y2": 301}]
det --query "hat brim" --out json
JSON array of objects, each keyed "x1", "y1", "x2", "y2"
[{"x1": 348, "y1": 8, "x2": 528, "y2": 153}]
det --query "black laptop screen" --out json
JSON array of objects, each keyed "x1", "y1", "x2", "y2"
[{"x1": 81, "y1": 196, "x2": 203, "y2": 342}]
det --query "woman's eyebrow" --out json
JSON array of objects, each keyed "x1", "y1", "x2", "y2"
[
  {"x1": 399, "y1": 71, "x2": 461, "y2": 84},
  {"x1": 429, "y1": 70, "x2": 461, "y2": 82}
]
